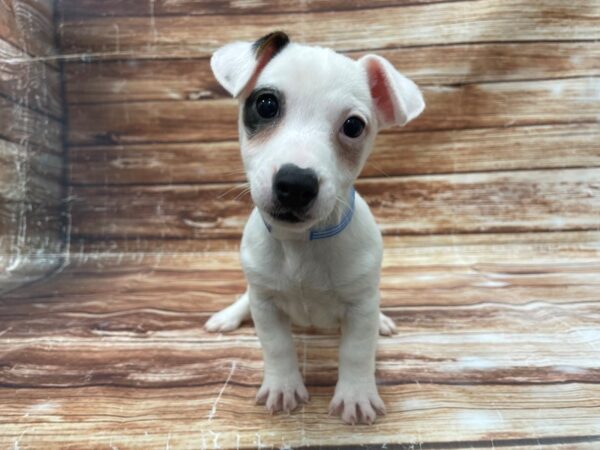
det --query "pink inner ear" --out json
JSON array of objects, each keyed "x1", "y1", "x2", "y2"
[{"x1": 367, "y1": 59, "x2": 395, "y2": 125}]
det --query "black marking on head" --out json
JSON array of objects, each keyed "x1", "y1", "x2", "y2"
[
  {"x1": 243, "y1": 87, "x2": 285, "y2": 139},
  {"x1": 252, "y1": 31, "x2": 290, "y2": 59}
]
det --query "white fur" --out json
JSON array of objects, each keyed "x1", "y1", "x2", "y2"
[
  {"x1": 210, "y1": 41, "x2": 258, "y2": 97},
  {"x1": 205, "y1": 36, "x2": 424, "y2": 424}
]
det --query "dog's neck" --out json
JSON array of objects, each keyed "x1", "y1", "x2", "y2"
[{"x1": 262, "y1": 187, "x2": 356, "y2": 242}]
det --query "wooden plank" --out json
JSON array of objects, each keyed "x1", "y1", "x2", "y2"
[
  {"x1": 0, "y1": 0, "x2": 63, "y2": 294},
  {"x1": 351, "y1": 40, "x2": 600, "y2": 85},
  {"x1": 2, "y1": 269, "x2": 599, "y2": 350},
  {"x1": 503, "y1": 444, "x2": 600, "y2": 450},
  {"x1": 71, "y1": 227, "x2": 600, "y2": 257},
  {"x1": 1, "y1": 233, "x2": 599, "y2": 387},
  {"x1": 64, "y1": 57, "x2": 227, "y2": 104},
  {"x1": 0, "y1": 202, "x2": 64, "y2": 254},
  {"x1": 3, "y1": 262, "x2": 600, "y2": 321},
  {"x1": 0, "y1": 0, "x2": 57, "y2": 60},
  {"x1": 64, "y1": 42, "x2": 600, "y2": 104},
  {"x1": 68, "y1": 124, "x2": 600, "y2": 185},
  {"x1": 0, "y1": 201, "x2": 64, "y2": 294},
  {"x1": 0, "y1": 385, "x2": 598, "y2": 449},
  {"x1": 67, "y1": 237, "x2": 241, "y2": 255},
  {"x1": 67, "y1": 98, "x2": 237, "y2": 145},
  {"x1": 0, "y1": 139, "x2": 63, "y2": 203},
  {"x1": 69, "y1": 140, "x2": 243, "y2": 185},
  {"x1": 58, "y1": 0, "x2": 600, "y2": 60},
  {"x1": 70, "y1": 180, "x2": 250, "y2": 240},
  {"x1": 57, "y1": 0, "x2": 467, "y2": 18},
  {"x1": 370, "y1": 123, "x2": 600, "y2": 176},
  {"x1": 0, "y1": 253, "x2": 63, "y2": 295},
  {"x1": 68, "y1": 168, "x2": 600, "y2": 240},
  {"x1": 0, "y1": 96, "x2": 63, "y2": 152},
  {"x1": 366, "y1": 168, "x2": 600, "y2": 235},
  {"x1": 66, "y1": 77, "x2": 600, "y2": 145},
  {"x1": 6, "y1": 230, "x2": 600, "y2": 304},
  {"x1": 0, "y1": 39, "x2": 62, "y2": 118},
  {"x1": 1, "y1": 320, "x2": 599, "y2": 389}
]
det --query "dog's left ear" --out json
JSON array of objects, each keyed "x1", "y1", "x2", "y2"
[
  {"x1": 359, "y1": 54, "x2": 425, "y2": 129},
  {"x1": 211, "y1": 31, "x2": 290, "y2": 98}
]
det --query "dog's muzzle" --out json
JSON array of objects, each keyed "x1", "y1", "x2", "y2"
[{"x1": 271, "y1": 164, "x2": 319, "y2": 222}]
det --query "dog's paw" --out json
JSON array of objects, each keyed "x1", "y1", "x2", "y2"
[
  {"x1": 256, "y1": 373, "x2": 309, "y2": 414},
  {"x1": 329, "y1": 380, "x2": 386, "y2": 425},
  {"x1": 205, "y1": 307, "x2": 244, "y2": 333},
  {"x1": 379, "y1": 312, "x2": 397, "y2": 336},
  {"x1": 204, "y1": 303, "x2": 246, "y2": 333}
]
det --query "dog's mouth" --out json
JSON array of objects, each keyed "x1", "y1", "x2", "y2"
[
  {"x1": 269, "y1": 209, "x2": 309, "y2": 224},
  {"x1": 272, "y1": 211, "x2": 301, "y2": 223},
  {"x1": 270, "y1": 211, "x2": 306, "y2": 223}
]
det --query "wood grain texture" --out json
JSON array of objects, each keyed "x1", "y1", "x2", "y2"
[
  {"x1": 0, "y1": 203, "x2": 64, "y2": 252},
  {"x1": 9, "y1": 231, "x2": 600, "y2": 302},
  {"x1": 0, "y1": 256, "x2": 63, "y2": 294},
  {"x1": 67, "y1": 98, "x2": 237, "y2": 145},
  {"x1": 12, "y1": 0, "x2": 600, "y2": 447},
  {"x1": 0, "y1": 96, "x2": 63, "y2": 152},
  {"x1": 0, "y1": 139, "x2": 62, "y2": 203},
  {"x1": 68, "y1": 124, "x2": 600, "y2": 185},
  {"x1": 57, "y1": 0, "x2": 469, "y2": 18},
  {"x1": 0, "y1": 124, "x2": 63, "y2": 294},
  {"x1": 0, "y1": 202, "x2": 64, "y2": 294},
  {"x1": 63, "y1": 42, "x2": 600, "y2": 104},
  {"x1": 66, "y1": 77, "x2": 600, "y2": 146},
  {"x1": 1, "y1": 385, "x2": 598, "y2": 449},
  {"x1": 0, "y1": 1, "x2": 65, "y2": 293},
  {"x1": 1, "y1": 231, "x2": 599, "y2": 448},
  {"x1": 58, "y1": 0, "x2": 600, "y2": 60},
  {"x1": 0, "y1": 0, "x2": 57, "y2": 59},
  {"x1": 3, "y1": 302, "x2": 597, "y2": 387},
  {"x1": 69, "y1": 168, "x2": 600, "y2": 240},
  {"x1": 0, "y1": 39, "x2": 62, "y2": 117}
]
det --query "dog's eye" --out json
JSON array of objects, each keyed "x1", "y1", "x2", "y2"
[
  {"x1": 256, "y1": 93, "x2": 279, "y2": 119},
  {"x1": 342, "y1": 116, "x2": 365, "y2": 138}
]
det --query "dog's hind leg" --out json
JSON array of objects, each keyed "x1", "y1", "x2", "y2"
[
  {"x1": 205, "y1": 290, "x2": 251, "y2": 332},
  {"x1": 378, "y1": 312, "x2": 397, "y2": 336}
]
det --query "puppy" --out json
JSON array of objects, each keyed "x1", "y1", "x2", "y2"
[{"x1": 205, "y1": 32, "x2": 424, "y2": 425}]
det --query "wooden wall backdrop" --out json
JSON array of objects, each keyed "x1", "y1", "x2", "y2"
[
  {"x1": 55, "y1": 0, "x2": 600, "y2": 249},
  {"x1": 0, "y1": 0, "x2": 65, "y2": 294},
  {"x1": 1, "y1": 0, "x2": 600, "y2": 448}
]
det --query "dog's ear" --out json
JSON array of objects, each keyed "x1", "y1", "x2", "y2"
[
  {"x1": 211, "y1": 31, "x2": 290, "y2": 97},
  {"x1": 359, "y1": 54, "x2": 425, "y2": 128}
]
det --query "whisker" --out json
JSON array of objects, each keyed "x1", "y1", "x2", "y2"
[
  {"x1": 217, "y1": 182, "x2": 249, "y2": 199},
  {"x1": 233, "y1": 187, "x2": 252, "y2": 200}
]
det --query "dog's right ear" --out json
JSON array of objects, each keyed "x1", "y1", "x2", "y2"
[{"x1": 211, "y1": 31, "x2": 289, "y2": 98}]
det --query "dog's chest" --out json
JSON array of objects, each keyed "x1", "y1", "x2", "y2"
[{"x1": 263, "y1": 243, "x2": 347, "y2": 328}]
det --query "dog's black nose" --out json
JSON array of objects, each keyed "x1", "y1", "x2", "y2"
[{"x1": 273, "y1": 164, "x2": 319, "y2": 209}]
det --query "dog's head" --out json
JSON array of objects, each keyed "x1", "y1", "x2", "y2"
[{"x1": 211, "y1": 32, "x2": 424, "y2": 231}]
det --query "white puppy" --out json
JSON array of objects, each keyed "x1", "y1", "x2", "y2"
[{"x1": 205, "y1": 32, "x2": 424, "y2": 425}]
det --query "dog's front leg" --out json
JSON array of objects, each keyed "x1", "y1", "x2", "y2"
[
  {"x1": 330, "y1": 300, "x2": 384, "y2": 425},
  {"x1": 250, "y1": 286, "x2": 309, "y2": 413}
]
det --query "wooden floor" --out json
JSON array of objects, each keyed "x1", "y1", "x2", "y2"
[
  {"x1": 1, "y1": 0, "x2": 600, "y2": 448},
  {"x1": 1, "y1": 232, "x2": 600, "y2": 448}
]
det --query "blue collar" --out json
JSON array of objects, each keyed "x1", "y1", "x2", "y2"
[{"x1": 264, "y1": 188, "x2": 356, "y2": 241}]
